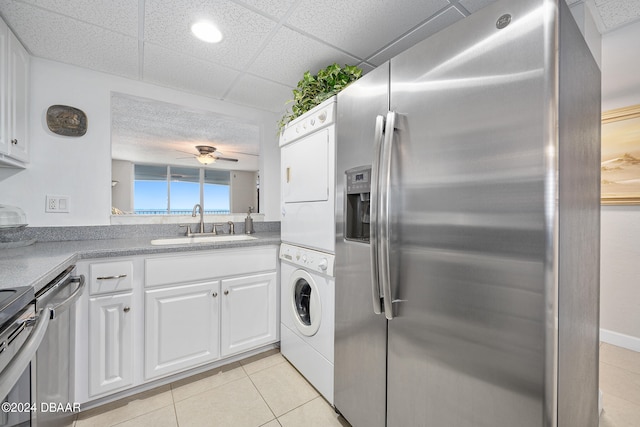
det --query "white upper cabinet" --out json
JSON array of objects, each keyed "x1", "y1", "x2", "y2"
[{"x1": 0, "y1": 17, "x2": 29, "y2": 167}]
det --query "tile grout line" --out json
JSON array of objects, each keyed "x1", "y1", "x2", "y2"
[
  {"x1": 169, "y1": 381, "x2": 179, "y2": 426},
  {"x1": 275, "y1": 395, "x2": 325, "y2": 420},
  {"x1": 243, "y1": 364, "x2": 280, "y2": 423},
  {"x1": 245, "y1": 361, "x2": 323, "y2": 422},
  {"x1": 171, "y1": 371, "x2": 249, "y2": 404},
  {"x1": 171, "y1": 401, "x2": 180, "y2": 427}
]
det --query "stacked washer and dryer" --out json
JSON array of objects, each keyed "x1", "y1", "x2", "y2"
[{"x1": 279, "y1": 97, "x2": 336, "y2": 404}]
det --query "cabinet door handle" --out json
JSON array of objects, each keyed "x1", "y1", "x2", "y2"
[
  {"x1": 11, "y1": 139, "x2": 18, "y2": 145},
  {"x1": 212, "y1": 292, "x2": 218, "y2": 298},
  {"x1": 224, "y1": 290, "x2": 229, "y2": 295},
  {"x1": 96, "y1": 274, "x2": 127, "y2": 280},
  {"x1": 123, "y1": 306, "x2": 131, "y2": 313}
]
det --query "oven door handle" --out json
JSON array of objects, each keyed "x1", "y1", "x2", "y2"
[
  {"x1": 49, "y1": 275, "x2": 85, "y2": 320},
  {"x1": 0, "y1": 307, "x2": 51, "y2": 400}
]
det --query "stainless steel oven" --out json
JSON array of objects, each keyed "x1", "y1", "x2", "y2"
[
  {"x1": 0, "y1": 267, "x2": 85, "y2": 427},
  {"x1": 1, "y1": 287, "x2": 40, "y2": 427}
]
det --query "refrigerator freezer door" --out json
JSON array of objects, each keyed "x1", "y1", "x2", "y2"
[
  {"x1": 334, "y1": 63, "x2": 389, "y2": 427},
  {"x1": 386, "y1": 1, "x2": 550, "y2": 426}
]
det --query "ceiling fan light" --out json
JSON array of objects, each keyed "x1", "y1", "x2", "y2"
[
  {"x1": 197, "y1": 154, "x2": 215, "y2": 165},
  {"x1": 191, "y1": 21, "x2": 223, "y2": 43}
]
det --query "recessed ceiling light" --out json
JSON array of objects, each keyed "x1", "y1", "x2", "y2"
[{"x1": 191, "y1": 20, "x2": 223, "y2": 43}]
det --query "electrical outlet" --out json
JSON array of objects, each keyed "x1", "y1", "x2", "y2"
[{"x1": 46, "y1": 195, "x2": 70, "y2": 213}]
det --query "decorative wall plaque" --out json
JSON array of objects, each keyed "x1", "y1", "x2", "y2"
[{"x1": 46, "y1": 105, "x2": 87, "y2": 136}]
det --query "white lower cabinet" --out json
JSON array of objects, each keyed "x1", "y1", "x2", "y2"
[
  {"x1": 88, "y1": 292, "x2": 134, "y2": 397},
  {"x1": 144, "y1": 280, "x2": 220, "y2": 380},
  {"x1": 221, "y1": 272, "x2": 277, "y2": 357},
  {"x1": 75, "y1": 246, "x2": 278, "y2": 404}
]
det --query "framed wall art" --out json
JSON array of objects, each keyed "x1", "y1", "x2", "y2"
[{"x1": 601, "y1": 104, "x2": 640, "y2": 205}]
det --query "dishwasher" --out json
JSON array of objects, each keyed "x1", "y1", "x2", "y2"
[
  {"x1": 34, "y1": 266, "x2": 85, "y2": 427},
  {"x1": 0, "y1": 266, "x2": 84, "y2": 427}
]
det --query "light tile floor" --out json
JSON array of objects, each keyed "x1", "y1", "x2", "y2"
[
  {"x1": 73, "y1": 344, "x2": 640, "y2": 426},
  {"x1": 73, "y1": 349, "x2": 350, "y2": 427},
  {"x1": 599, "y1": 342, "x2": 640, "y2": 426}
]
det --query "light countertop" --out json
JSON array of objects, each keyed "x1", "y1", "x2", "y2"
[{"x1": 0, "y1": 232, "x2": 281, "y2": 293}]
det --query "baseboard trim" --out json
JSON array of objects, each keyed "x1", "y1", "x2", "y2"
[{"x1": 600, "y1": 328, "x2": 640, "y2": 352}]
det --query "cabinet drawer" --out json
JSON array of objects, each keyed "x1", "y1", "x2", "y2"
[
  {"x1": 145, "y1": 247, "x2": 277, "y2": 288},
  {"x1": 89, "y1": 261, "x2": 133, "y2": 295}
]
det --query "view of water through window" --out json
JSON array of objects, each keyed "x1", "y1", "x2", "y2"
[{"x1": 133, "y1": 165, "x2": 230, "y2": 214}]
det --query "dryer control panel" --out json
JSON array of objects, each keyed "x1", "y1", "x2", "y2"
[
  {"x1": 279, "y1": 243, "x2": 335, "y2": 277},
  {"x1": 279, "y1": 97, "x2": 336, "y2": 147}
]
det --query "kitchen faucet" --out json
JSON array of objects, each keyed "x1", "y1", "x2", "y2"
[{"x1": 192, "y1": 203, "x2": 205, "y2": 233}]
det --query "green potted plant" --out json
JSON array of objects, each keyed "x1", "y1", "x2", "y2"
[{"x1": 279, "y1": 63, "x2": 362, "y2": 132}]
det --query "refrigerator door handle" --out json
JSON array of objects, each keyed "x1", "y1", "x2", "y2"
[
  {"x1": 369, "y1": 114, "x2": 385, "y2": 315},
  {"x1": 380, "y1": 111, "x2": 396, "y2": 320}
]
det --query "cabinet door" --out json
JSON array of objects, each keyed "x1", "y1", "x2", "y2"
[
  {"x1": 88, "y1": 292, "x2": 134, "y2": 397},
  {"x1": 281, "y1": 129, "x2": 330, "y2": 203},
  {"x1": 145, "y1": 281, "x2": 220, "y2": 380},
  {"x1": 7, "y1": 31, "x2": 28, "y2": 162},
  {"x1": 0, "y1": 19, "x2": 7, "y2": 156},
  {"x1": 221, "y1": 272, "x2": 277, "y2": 357}
]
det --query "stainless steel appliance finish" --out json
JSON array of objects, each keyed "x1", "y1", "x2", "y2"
[
  {"x1": 0, "y1": 269, "x2": 84, "y2": 427},
  {"x1": 334, "y1": 1, "x2": 600, "y2": 426},
  {"x1": 0, "y1": 284, "x2": 49, "y2": 427},
  {"x1": 0, "y1": 287, "x2": 34, "y2": 327},
  {"x1": 0, "y1": 302, "x2": 40, "y2": 427},
  {"x1": 335, "y1": 63, "x2": 389, "y2": 427},
  {"x1": 34, "y1": 266, "x2": 85, "y2": 427}
]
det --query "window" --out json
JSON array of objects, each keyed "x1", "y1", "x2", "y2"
[
  {"x1": 133, "y1": 165, "x2": 230, "y2": 214},
  {"x1": 169, "y1": 167, "x2": 200, "y2": 214}
]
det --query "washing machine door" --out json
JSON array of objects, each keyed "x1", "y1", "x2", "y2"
[{"x1": 290, "y1": 270, "x2": 321, "y2": 336}]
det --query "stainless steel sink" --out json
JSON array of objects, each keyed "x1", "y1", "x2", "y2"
[{"x1": 150, "y1": 234, "x2": 258, "y2": 245}]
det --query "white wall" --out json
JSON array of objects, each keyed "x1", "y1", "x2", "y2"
[
  {"x1": 600, "y1": 20, "x2": 640, "y2": 350},
  {"x1": 0, "y1": 57, "x2": 281, "y2": 225},
  {"x1": 230, "y1": 170, "x2": 258, "y2": 213},
  {"x1": 111, "y1": 159, "x2": 133, "y2": 213}
]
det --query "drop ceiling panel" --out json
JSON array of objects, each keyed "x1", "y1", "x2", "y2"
[
  {"x1": 144, "y1": 43, "x2": 239, "y2": 98},
  {"x1": 19, "y1": 0, "x2": 139, "y2": 36},
  {"x1": 144, "y1": 0, "x2": 277, "y2": 69},
  {"x1": 225, "y1": 73, "x2": 292, "y2": 113},
  {"x1": 0, "y1": 1, "x2": 139, "y2": 78},
  {"x1": 237, "y1": 0, "x2": 297, "y2": 20},
  {"x1": 368, "y1": 6, "x2": 466, "y2": 66},
  {"x1": 596, "y1": 0, "x2": 640, "y2": 31},
  {"x1": 285, "y1": 0, "x2": 450, "y2": 59},
  {"x1": 458, "y1": 0, "x2": 496, "y2": 14},
  {"x1": 249, "y1": 26, "x2": 358, "y2": 87}
]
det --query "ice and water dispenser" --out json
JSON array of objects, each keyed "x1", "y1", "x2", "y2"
[{"x1": 345, "y1": 166, "x2": 371, "y2": 242}]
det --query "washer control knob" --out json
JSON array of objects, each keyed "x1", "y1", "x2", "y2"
[
  {"x1": 318, "y1": 258, "x2": 328, "y2": 271},
  {"x1": 310, "y1": 118, "x2": 316, "y2": 126},
  {"x1": 318, "y1": 111, "x2": 327, "y2": 123},
  {"x1": 302, "y1": 255, "x2": 307, "y2": 263}
]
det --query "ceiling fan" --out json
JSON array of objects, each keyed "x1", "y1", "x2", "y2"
[{"x1": 177, "y1": 145, "x2": 239, "y2": 165}]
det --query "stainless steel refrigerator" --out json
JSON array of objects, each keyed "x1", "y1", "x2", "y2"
[{"x1": 334, "y1": 1, "x2": 601, "y2": 426}]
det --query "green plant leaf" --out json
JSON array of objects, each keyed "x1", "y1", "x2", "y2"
[{"x1": 278, "y1": 63, "x2": 363, "y2": 133}]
